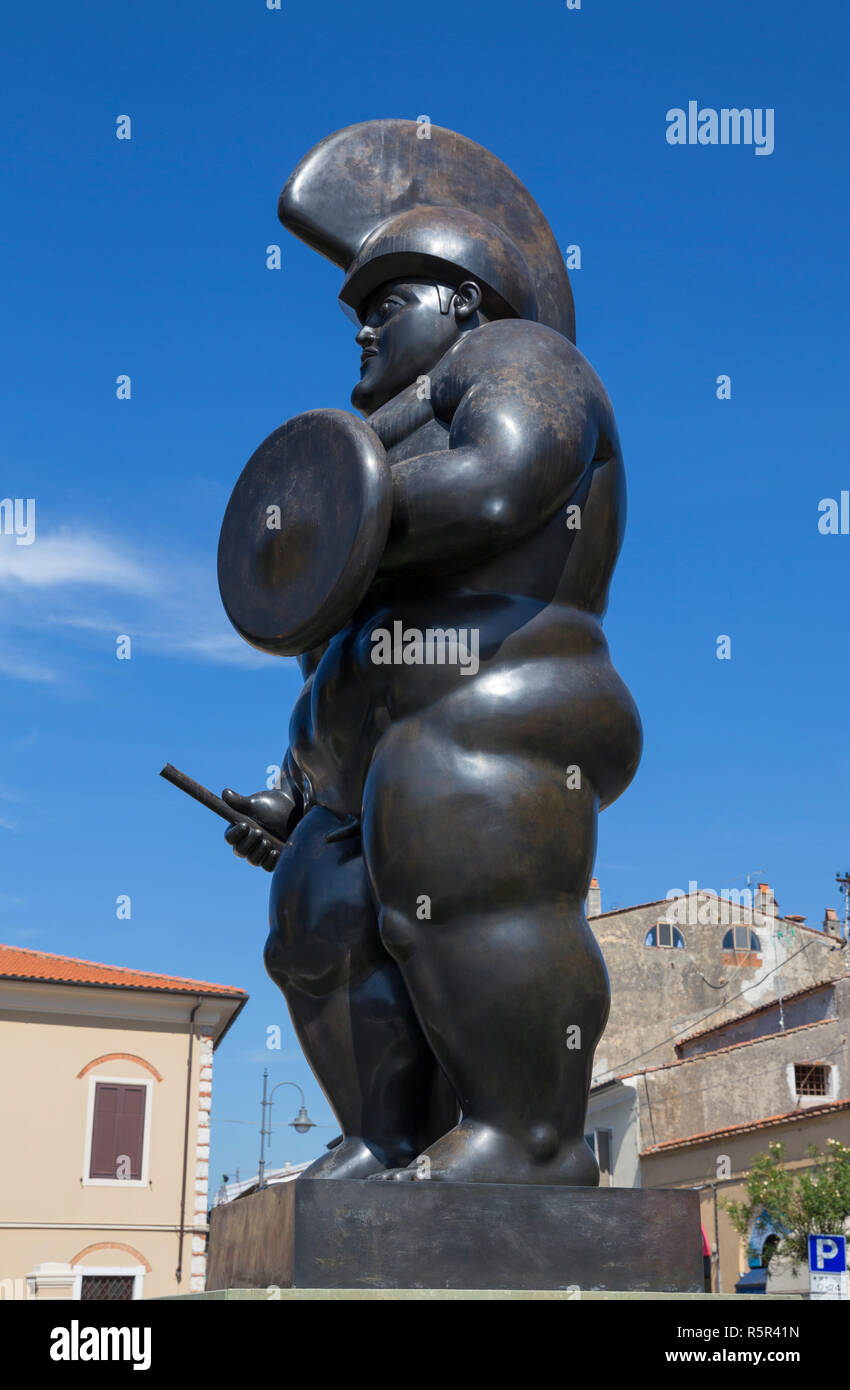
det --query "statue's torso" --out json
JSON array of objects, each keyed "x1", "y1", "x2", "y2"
[{"x1": 289, "y1": 322, "x2": 640, "y2": 817}]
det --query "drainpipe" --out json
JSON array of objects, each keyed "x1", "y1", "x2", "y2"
[
  {"x1": 712, "y1": 1182, "x2": 722, "y2": 1294},
  {"x1": 176, "y1": 999, "x2": 202, "y2": 1284}
]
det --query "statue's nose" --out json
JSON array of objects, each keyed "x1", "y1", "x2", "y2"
[{"x1": 356, "y1": 325, "x2": 377, "y2": 348}]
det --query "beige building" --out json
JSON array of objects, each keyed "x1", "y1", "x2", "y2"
[
  {"x1": 642, "y1": 1100, "x2": 850, "y2": 1294},
  {"x1": 0, "y1": 943, "x2": 246, "y2": 1301}
]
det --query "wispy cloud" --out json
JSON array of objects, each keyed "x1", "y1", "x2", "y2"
[
  {"x1": 0, "y1": 527, "x2": 279, "y2": 680},
  {"x1": 0, "y1": 530, "x2": 157, "y2": 592},
  {"x1": 0, "y1": 647, "x2": 58, "y2": 683}
]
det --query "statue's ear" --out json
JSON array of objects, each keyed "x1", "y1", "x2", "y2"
[{"x1": 454, "y1": 281, "x2": 483, "y2": 321}]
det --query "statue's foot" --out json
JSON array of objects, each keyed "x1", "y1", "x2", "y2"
[
  {"x1": 368, "y1": 1120, "x2": 599, "y2": 1185},
  {"x1": 298, "y1": 1137, "x2": 389, "y2": 1180}
]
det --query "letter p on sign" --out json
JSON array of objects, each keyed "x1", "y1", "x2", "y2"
[{"x1": 809, "y1": 1234, "x2": 846, "y2": 1271}]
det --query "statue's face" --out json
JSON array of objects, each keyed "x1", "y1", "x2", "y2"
[{"x1": 350, "y1": 278, "x2": 477, "y2": 415}]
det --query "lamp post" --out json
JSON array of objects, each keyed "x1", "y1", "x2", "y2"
[{"x1": 257, "y1": 1070, "x2": 317, "y2": 1189}]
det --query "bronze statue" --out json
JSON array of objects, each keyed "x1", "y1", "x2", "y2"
[{"x1": 215, "y1": 120, "x2": 642, "y2": 1184}]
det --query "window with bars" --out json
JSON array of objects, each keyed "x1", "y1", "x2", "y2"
[
  {"x1": 794, "y1": 1063, "x2": 830, "y2": 1097},
  {"x1": 80, "y1": 1275, "x2": 135, "y2": 1301}
]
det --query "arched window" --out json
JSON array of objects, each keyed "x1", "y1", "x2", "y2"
[
  {"x1": 645, "y1": 922, "x2": 685, "y2": 949},
  {"x1": 723, "y1": 926, "x2": 761, "y2": 953},
  {"x1": 748, "y1": 1210, "x2": 782, "y2": 1268}
]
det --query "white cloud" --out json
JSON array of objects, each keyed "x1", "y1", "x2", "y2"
[
  {"x1": 0, "y1": 530, "x2": 158, "y2": 593},
  {"x1": 0, "y1": 526, "x2": 282, "y2": 676}
]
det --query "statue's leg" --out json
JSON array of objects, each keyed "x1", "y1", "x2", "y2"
[
  {"x1": 361, "y1": 719, "x2": 610, "y2": 1184},
  {"x1": 265, "y1": 804, "x2": 458, "y2": 1178}
]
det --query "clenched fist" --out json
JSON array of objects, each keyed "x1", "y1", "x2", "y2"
[{"x1": 221, "y1": 786, "x2": 296, "y2": 872}]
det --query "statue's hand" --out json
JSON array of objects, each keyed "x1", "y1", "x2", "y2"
[{"x1": 221, "y1": 787, "x2": 294, "y2": 872}]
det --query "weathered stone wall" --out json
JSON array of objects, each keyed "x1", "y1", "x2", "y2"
[
  {"x1": 588, "y1": 892, "x2": 846, "y2": 1077},
  {"x1": 638, "y1": 1014, "x2": 849, "y2": 1148},
  {"x1": 678, "y1": 983, "x2": 836, "y2": 1058}
]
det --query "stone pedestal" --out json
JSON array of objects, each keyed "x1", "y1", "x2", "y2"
[{"x1": 206, "y1": 1180, "x2": 703, "y2": 1293}]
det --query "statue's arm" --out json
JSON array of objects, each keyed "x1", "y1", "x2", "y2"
[
  {"x1": 378, "y1": 354, "x2": 608, "y2": 574},
  {"x1": 273, "y1": 746, "x2": 307, "y2": 834},
  {"x1": 221, "y1": 673, "x2": 313, "y2": 869}
]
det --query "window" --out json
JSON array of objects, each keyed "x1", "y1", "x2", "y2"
[
  {"x1": 85, "y1": 1080, "x2": 149, "y2": 1184},
  {"x1": 795, "y1": 1063, "x2": 830, "y2": 1097},
  {"x1": 71, "y1": 1264, "x2": 146, "y2": 1300},
  {"x1": 584, "y1": 1128, "x2": 614, "y2": 1185},
  {"x1": 80, "y1": 1275, "x2": 135, "y2": 1301},
  {"x1": 645, "y1": 922, "x2": 685, "y2": 948},
  {"x1": 722, "y1": 925, "x2": 761, "y2": 953},
  {"x1": 596, "y1": 1128, "x2": 613, "y2": 1186}
]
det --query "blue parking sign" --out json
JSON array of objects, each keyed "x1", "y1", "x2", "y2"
[{"x1": 809, "y1": 1235, "x2": 847, "y2": 1272}]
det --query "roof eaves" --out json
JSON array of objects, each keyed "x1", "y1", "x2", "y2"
[
  {"x1": 640, "y1": 1097, "x2": 850, "y2": 1156},
  {"x1": 675, "y1": 980, "x2": 835, "y2": 1050},
  {"x1": 620, "y1": 1016, "x2": 834, "y2": 1080},
  {"x1": 0, "y1": 969, "x2": 247, "y2": 1001}
]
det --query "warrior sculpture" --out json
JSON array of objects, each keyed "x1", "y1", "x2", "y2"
[{"x1": 216, "y1": 120, "x2": 642, "y2": 1183}]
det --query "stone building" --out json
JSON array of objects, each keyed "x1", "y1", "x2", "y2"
[
  {"x1": 588, "y1": 879, "x2": 845, "y2": 1081},
  {"x1": 583, "y1": 880, "x2": 850, "y2": 1291}
]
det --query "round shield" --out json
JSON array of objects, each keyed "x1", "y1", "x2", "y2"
[{"x1": 218, "y1": 409, "x2": 391, "y2": 656}]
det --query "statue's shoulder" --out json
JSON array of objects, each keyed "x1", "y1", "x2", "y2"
[
  {"x1": 434, "y1": 319, "x2": 611, "y2": 419},
  {"x1": 440, "y1": 319, "x2": 600, "y2": 383}
]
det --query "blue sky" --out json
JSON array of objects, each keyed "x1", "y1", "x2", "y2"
[{"x1": 2, "y1": 0, "x2": 848, "y2": 1180}]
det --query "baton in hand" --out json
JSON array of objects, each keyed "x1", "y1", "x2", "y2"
[{"x1": 159, "y1": 763, "x2": 287, "y2": 852}]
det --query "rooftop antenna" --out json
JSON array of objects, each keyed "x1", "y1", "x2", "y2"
[{"x1": 836, "y1": 871, "x2": 850, "y2": 944}]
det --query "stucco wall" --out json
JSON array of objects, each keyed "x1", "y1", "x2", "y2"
[
  {"x1": 641, "y1": 1107, "x2": 850, "y2": 1293},
  {"x1": 584, "y1": 1082, "x2": 642, "y2": 1187},
  {"x1": 0, "y1": 992, "x2": 213, "y2": 1299}
]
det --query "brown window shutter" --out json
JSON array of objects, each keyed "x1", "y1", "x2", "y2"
[
  {"x1": 90, "y1": 1083, "x2": 146, "y2": 1179},
  {"x1": 90, "y1": 1084, "x2": 119, "y2": 1178},
  {"x1": 116, "y1": 1085, "x2": 146, "y2": 1179}
]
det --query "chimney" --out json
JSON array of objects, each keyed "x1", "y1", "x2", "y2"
[
  {"x1": 587, "y1": 877, "x2": 601, "y2": 918},
  {"x1": 823, "y1": 907, "x2": 842, "y2": 940},
  {"x1": 755, "y1": 882, "x2": 776, "y2": 922}
]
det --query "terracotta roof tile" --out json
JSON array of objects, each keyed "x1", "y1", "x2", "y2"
[
  {"x1": 640, "y1": 1098, "x2": 850, "y2": 1155},
  {"x1": 0, "y1": 943, "x2": 246, "y2": 998},
  {"x1": 591, "y1": 894, "x2": 828, "y2": 936}
]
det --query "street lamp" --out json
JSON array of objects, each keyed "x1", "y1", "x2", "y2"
[{"x1": 257, "y1": 1070, "x2": 317, "y2": 1189}]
